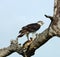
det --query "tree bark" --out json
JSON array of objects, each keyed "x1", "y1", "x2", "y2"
[{"x1": 0, "y1": 0, "x2": 60, "y2": 57}]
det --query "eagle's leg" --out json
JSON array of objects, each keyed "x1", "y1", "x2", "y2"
[
  {"x1": 32, "y1": 32, "x2": 36, "y2": 38},
  {"x1": 26, "y1": 33, "x2": 29, "y2": 40}
]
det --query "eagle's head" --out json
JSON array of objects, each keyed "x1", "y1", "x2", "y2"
[{"x1": 37, "y1": 21, "x2": 44, "y2": 25}]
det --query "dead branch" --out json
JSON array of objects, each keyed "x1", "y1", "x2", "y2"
[
  {"x1": 0, "y1": 0, "x2": 60, "y2": 57},
  {"x1": 44, "y1": 14, "x2": 53, "y2": 21}
]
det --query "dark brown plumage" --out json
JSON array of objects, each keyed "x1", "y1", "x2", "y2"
[{"x1": 17, "y1": 21, "x2": 44, "y2": 40}]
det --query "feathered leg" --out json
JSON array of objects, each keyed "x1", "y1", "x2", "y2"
[
  {"x1": 32, "y1": 32, "x2": 36, "y2": 38},
  {"x1": 26, "y1": 33, "x2": 29, "y2": 40}
]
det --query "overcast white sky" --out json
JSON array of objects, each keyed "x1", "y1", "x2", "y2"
[{"x1": 0, "y1": 0, "x2": 60, "y2": 57}]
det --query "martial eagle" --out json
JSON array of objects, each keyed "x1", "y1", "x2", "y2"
[{"x1": 17, "y1": 21, "x2": 44, "y2": 40}]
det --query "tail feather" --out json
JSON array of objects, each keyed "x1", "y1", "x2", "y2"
[
  {"x1": 19, "y1": 30, "x2": 22, "y2": 33},
  {"x1": 18, "y1": 29, "x2": 28, "y2": 38},
  {"x1": 17, "y1": 34, "x2": 23, "y2": 37},
  {"x1": 17, "y1": 33, "x2": 24, "y2": 38}
]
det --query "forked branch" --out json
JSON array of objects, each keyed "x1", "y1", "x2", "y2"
[{"x1": 0, "y1": 0, "x2": 60, "y2": 57}]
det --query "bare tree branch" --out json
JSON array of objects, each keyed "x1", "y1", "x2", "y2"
[
  {"x1": 0, "y1": 0, "x2": 60, "y2": 57},
  {"x1": 0, "y1": 39, "x2": 22, "y2": 57},
  {"x1": 44, "y1": 15, "x2": 53, "y2": 21}
]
